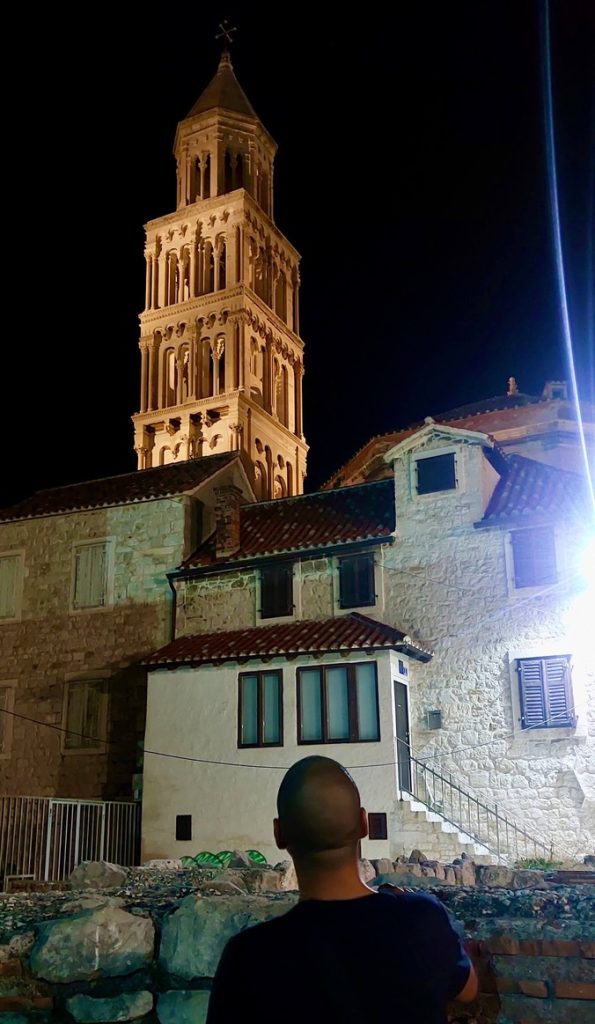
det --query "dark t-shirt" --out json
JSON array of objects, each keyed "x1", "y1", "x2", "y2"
[{"x1": 206, "y1": 891, "x2": 471, "y2": 1023}]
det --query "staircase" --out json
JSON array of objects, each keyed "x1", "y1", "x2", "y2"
[{"x1": 395, "y1": 745, "x2": 552, "y2": 866}]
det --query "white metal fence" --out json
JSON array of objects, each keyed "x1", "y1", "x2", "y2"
[{"x1": 0, "y1": 796, "x2": 140, "y2": 889}]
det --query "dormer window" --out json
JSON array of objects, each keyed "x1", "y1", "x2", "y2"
[
  {"x1": 339, "y1": 553, "x2": 375, "y2": 609},
  {"x1": 415, "y1": 452, "x2": 457, "y2": 495}
]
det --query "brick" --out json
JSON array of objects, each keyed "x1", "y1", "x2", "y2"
[
  {"x1": 0, "y1": 959, "x2": 23, "y2": 977},
  {"x1": 0, "y1": 996, "x2": 53, "y2": 1011},
  {"x1": 540, "y1": 940, "x2": 581, "y2": 957},
  {"x1": 555, "y1": 981, "x2": 595, "y2": 1000},
  {"x1": 517, "y1": 979, "x2": 548, "y2": 997}
]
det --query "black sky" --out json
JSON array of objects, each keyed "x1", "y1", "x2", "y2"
[{"x1": 3, "y1": 1, "x2": 593, "y2": 507}]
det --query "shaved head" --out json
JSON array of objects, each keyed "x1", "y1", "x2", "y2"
[{"x1": 275, "y1": 756, "x2": 365, "y2": 863}]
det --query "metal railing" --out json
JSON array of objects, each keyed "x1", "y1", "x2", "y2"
[
  {"x1": 397, "y1": 742, "x2": 552, "y2": 863},
  {"x1": 0, "y1": 796, "x2": 140, "y2": 890}
]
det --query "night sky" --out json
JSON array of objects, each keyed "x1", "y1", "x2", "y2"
[{"x1": 4, "y1": 1, "x2": 593, "y2": 507}]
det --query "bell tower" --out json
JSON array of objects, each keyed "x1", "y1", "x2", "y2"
[{"x1": 132, "y1": 50, "x2": 307, "y2": 498}]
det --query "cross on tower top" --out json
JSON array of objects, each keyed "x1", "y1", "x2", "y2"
[{"x1": 215, "y1": 19, "x2": 237, "y2": 47}]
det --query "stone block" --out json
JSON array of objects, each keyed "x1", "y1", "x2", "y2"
[
  {"x1": 408, "y1": 849, "x2": 427, "y2": 863},
  {"x1": 157, "y1": 991, "x2": 210, "y2": 1024},
  {"x1": 66, "y1": 991, "x2": 153, "y2": 1022},
  {"x1": 69, "y1": 861, "x2": 128, "y2": 890},
  {"x1": 159, "y1": 894, "x2": 296, "y2": 979},
  {"x1": 274, "y1": 860, "x2": 298, "y2": 890},
  {"x1": 30, "y1": 907, "x2": 154, "y2": 983},
  {"x1": 475, "y1": 865, "x2": 515, "y2": 888},
  {"x1": 359, "y1": 859, "x2": 376, "y2": 883}
]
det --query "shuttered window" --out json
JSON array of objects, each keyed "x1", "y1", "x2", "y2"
[
  {"x1": 339, "y1": 553, "x2": 375, "y2": 608},
  {"x1": 0, "y1": 687, "x2": 14, "y2": 756},
  {"x1": 261, "y1": 564, "x2": 293, "y2": 618},
  {"x1": 511, "y1": 528, "x2": 557, "y2": 588},
  {"x1": 517, "y1": 655, "x2": 574, "y2": 729},
  {"x1": 73, "y1": 543, "x2": 110, "y2": 609},
  {"x1": 416, "y1": 453, "x2": 456, "y2": 494},
  {"x1": 297, "y1": 662, "x2": 380, "y2": 743},
  {"x1": 238, "y1": 671, "x2": 283, "y2": 747},
  {"x1": 64, "y1": 680, "x2": 107, "y2": 750},
  {"x1": 0, "y1": 555, "x2": 20, "y2": 619}
]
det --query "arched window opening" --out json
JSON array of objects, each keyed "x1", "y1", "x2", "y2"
[
  {"x1": 255, "y1": 248, "x2": 266, "y2": 301},
  {"x1": 167, "y1": 252, "x2": 177, "y2": 306},
  {"x1": 203, "y1": 154, "x2": 211, "y2": 199},
  {"x1": 277, "y1": 364, "x2": 289, "y2": 426},
  {"x1": 236, "y1": 152, "x2": 244, "y2": 188},
  {"x1": 224, "y1": 150, "x2": 233, "y2": 193},
  {"x1": 274, "y1": 475, "x2": 287, "y2": 499},
  {"x1": 250, "y1": 337, "x2": 259, "y2": 376},
  {"x1": 165, "y1": 349, "x2": 177, "y2": 407},
  {"x1": 254, "y1": 461, "x2": 266, "y2": 500},
  {"x1": 261, "y1": 171, "x2": 269, "y2": 214},
  {"x1": 180, "y1": 345, "x2": 190, "y2": 401},
  {"x1": 194, "y1": 158, "x2": 201, "y2": 200},
  {"x1": 275, "y1": 271, "x2": 287, "y2": 322},
  {"x1": 217, "y1": 242, "x2": 226, "y2": 291},
  {"x1": 205, "y1": 242, "x2": 215, "y2": 293},
  {"x1": 287, "y1": 461, "x2": 294, "y2": 496},
  {"x1": 201, "y1": 339, "x2": 212, "y2": 397}
]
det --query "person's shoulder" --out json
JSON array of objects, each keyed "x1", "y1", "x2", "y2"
[
  {"x1": 223, "y1": 905, "x2": 297, "y2": 955},
  {"x1": 377, "y1": 889, "x2": 451, "y2": 919}
]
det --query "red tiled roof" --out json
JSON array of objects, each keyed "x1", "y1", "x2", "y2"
[
  {"x1": 184, "y1": 479, "x2": 395, "y2": 567},
  {"x1": 146, "y1": 613, "x2": 432, "y2": 667},
  {"x1": 0, "y1": 453, "x2": 240, "y2": 522},
  {"x1": 480, "y1": 455, "x2": 588, "y2": 525}
]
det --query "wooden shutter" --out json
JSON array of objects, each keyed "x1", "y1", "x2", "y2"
[
  {"x1": 65, "y1": 683, "x2": 86, "y2": 748},
  {"x1": 339, "y1": 554, "x2": 375, "y2": 608},
  {"x1": 511, "y1": 528, "x2": 557, "y2": 588},
  {"x1": 518, "y1": 656, "x2": 573, "y2": 729},
  {"x1": 0, "y1": 555, "x2": 19, "y2": 619},
  {"x1": 0, "y1": 688, "x2": 8, "y2": 753},
  {"x1": 74, "y1": 543, "x2": 108, "y2": 608},
  {"x1": 261, "y1": 564, "x2": 293, "y2": 618}
]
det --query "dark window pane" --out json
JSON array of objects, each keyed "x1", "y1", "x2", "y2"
[
  {"x1": 511, "y1": 528, "x2": 557, "y2": 588},
  {"x1": 176, "y1": 814, "x2": 192, "y2": 841},
  {"x1": 261, "y1": 564, "x2": 293, "y2": 618},
  {"x1": 339, "y1": 553, "x2": 375, "y2": 608},
  {"x1": 299, "y1": 669, "x2": 322, "y2": 741},
  {"x1": 326, "y1": 667, "x2": 350, "y2": 739},
  {"x1": 416, "y1": 453, "x2": 456, "y2": 494},
  {"x1": 263, "y1": 672, "x2": 281, "y2": 744},
  {"x1": 368, "y1": 812, "x2": 388, "y2": 840},
  {"x1": 240, "y1": 674, "x2": 258, "y2": 745}
]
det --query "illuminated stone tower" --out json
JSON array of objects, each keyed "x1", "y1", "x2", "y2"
[{"x1": 132, "y1": 51, "x2": 307, "y2": 498}]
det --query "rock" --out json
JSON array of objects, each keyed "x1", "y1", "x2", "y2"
[
  {"x1": 475, "y1": 865, "x2": 515, "y2": 888},
  {"x1": 434, "y1": 864, "x2": 446, "y2": 881},
  {"x1": 275, "y1": 860, "x2": 298, "y2": 891},
  {"x1": 359, "y1": 859, "x2": 376, "y2": 883},
  {"x1": 461, "y1": 862, "x2": 476, "y2": 887},
  {"x1": 407, "y1": 863, "x2": 423, "y2": 877},
  {"x1": 408, "y1": 850, "x2": 426, "y2": 864},
  {"x1": 511, "y1": 869, "x2": 547, "y2": 889},
  {"x1": 583, "y1": 854, "x2": 595, "y2": 867},
  {"x1": 30, "y1": 907, "x2": 154, "y2": 983},
  {"x1": 160, "y1": 893, "x2": 296, "y2": 979},
  {"x1": 444, "y1": 867, "x2": 456, "y2": 885},
  {"x1": 227, "y1": 851, "x2": 254, "y2": 868},
  {"x1": 242, "y1": 868, "x2": 282, "y2": 893},
  {"x1": 373, "y1": 872, "x2": 447, "y2": 889},
  {"x1": 8, "y1": 933, "x2": 36, "y2": 959},
  {"x1": 157, "y1": 991, "x2": 210, "y2": 1024},
  {"x1": 66, "y1": 991, "x2": 153, "y2": 1022},
  {"x1": 63, "y1": 896, "x2": 127, "y2": 914},
  {"x1": 198, "y1": 876, "x2": 247, "y2": 896},
  {"x1": 372, "y1": 858, "x2": 394, "y2": 875},
  {"x1": 453, "y1": 865, "x2": 463, "y2": 885},
  {"x1": 141, "y1": 859, "x2": 183, "y2": 870},
  {"x1": 421, "y1": 866, "x2": 436, "y2": 877},
  {"x1": 69, "y1": 861, "x2": 128, "y2": 890},
  {"x1": 0, "y1": 1016, "x2": 29, "y2": 1024},
  {"x1": 452, "y1": 857, "x2": 463, "y2": 866}
]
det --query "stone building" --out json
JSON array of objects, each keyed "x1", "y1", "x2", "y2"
[
  {"x1": 142, "y1": 421, "x2": 593, "y2": 864},
  {"x1": 0, "y1": 454, "x2": 252, "y2": 803},
  {"x1": 132, "y1": 50, "x2": 308, "y2": 499}
]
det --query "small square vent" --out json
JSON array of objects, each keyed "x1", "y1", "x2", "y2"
[{"x1": 426, "y1": 709, "x2": 443, "y2": 730}]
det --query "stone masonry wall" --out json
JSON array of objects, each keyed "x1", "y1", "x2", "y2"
[
  {"x1": 0, "y1": 496, "x2": 193, "y2": 800},
  {"x1": 0, "y1": 864, "x2": 593, "y2": 1023}
]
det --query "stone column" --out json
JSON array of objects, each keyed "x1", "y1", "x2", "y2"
[
  {"x1": 176, "y1": 352, "x2": 184, "y2": 405},
  {"x1": 140, "y1": 344, "x2": 148, "y2": 412},
  {"x1": 144, "y1": 256, "x2": 152, "y2": 311},
  {"x1": 152, "y1": 247, "x2": 160, "y2": 309},
  {"x1": 158, "y1": 249, "x2": 167, "y2": 308},
  {"x1": 148, "y1": 342, "x2": 156, "y2": 410},
  {"x1": 189, "y1": 236, "x2": 197, "y2": 298}
]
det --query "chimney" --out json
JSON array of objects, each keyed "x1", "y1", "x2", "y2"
[{"x1": 214, "y1": 485, "x2": 243, "y2": 559}]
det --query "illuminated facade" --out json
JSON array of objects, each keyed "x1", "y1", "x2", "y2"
[{"x1": 132, "y1": 52, "x2": 308, "y2": 499}]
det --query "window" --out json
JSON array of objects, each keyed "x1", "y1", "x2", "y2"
[
  {"x1": 176, "y1": 815, "x2": 192, "y2": 841},
  {"x1": 0, "y1": 686, "x2": 14, "y2": 757},
  {"x1": 339, "y1": 553, "x2": 375, "y2": 609},
  {"x1": 0, "y1": 554, "x2": 21, "y2": 620},
  {"x1": 511, "y1": 528, "x2": 557, "y2": 589},
  {"x1": 63, "y1": 680, "x2": 107, "y2": 751},
  {"x1": 297, "y1": 662, "x2": 380, "y2": 744},
  {"x1": 238, "y1": 671, "x2": 283, "y2": 747},
  {"x1": 517, "y1": 655, "x2": 575, "y2": 729},
  {"x1": 368, "y1": 812, "x2": 388, "y2": 840},
  {"x1": 260, "y1": 564, "x2": 293, "y2": 618},
  {"x1": 416, "y1": 453, "x2": 456, "y2": 495},
  {"x1": 73, "y1": 542, "x2": 110, "y2": 610}
]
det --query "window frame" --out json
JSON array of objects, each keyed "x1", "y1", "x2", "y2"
[
  {"x1": 412, "y1": 448, "x2": 458, "y2": 496},
  {"x1": 0, "y1": 550, "x2": 25, "y2": 623},
  {"x1": 0, "y1": 683, "x2": 15, "y2": 759},
  {"x1": 516, "y1": 654, "x2": 575, "y2": 730},
  {"x1": 338, "y1": 552, "x2": 376, "y2": 610},
  {"x1": 61, "y1": 679, "x2": 109, "y2": 754},
  {"x1": 510, "y1": 527, "x2": 558, "y2": 590},
  {"x1": 259, "y1": 562, "x2": 294, "y2": 620},
  {"x1": 367, "y1": 812, "x2": 388, "y2": 840},
  {"x1": 237, "y1": 670, "x2": 284, "y2": 748},
  {"x1": 70, "y1": 538, "x2": 115, "y2": 614},
  {"x1": 296, "y1": 661, "x2": 381, "y2": 745}
]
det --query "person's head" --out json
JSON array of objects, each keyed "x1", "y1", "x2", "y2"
[{"x1": 274, "y1": 756, "x2": 368, "y2": 870}]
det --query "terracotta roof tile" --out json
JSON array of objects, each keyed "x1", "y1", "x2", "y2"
[
  {"x1": 0, "y1": 452, "x2": 240, "y2": 522},
  {"x1": 183, "y1": 479, "x2": 395, "y2": 567},
  {"x1": 146, "y1": 613, "x2": 431, "y2": 667},
  {"x1": 480, "y1": 455, "x2": 588, "y2": 524}
]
